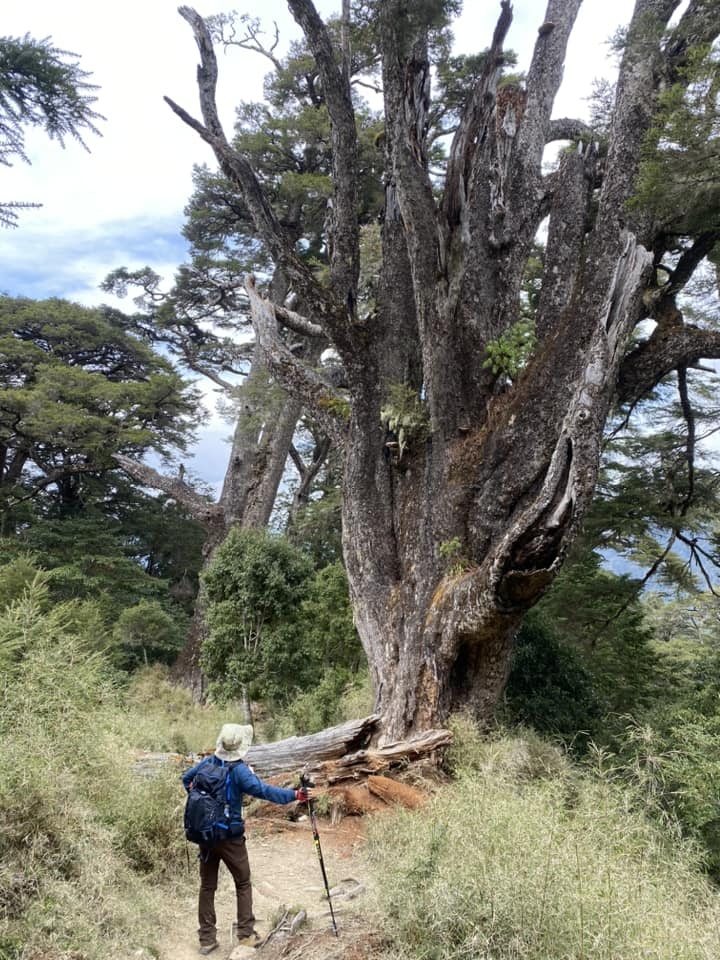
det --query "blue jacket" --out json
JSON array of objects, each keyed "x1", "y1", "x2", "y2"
[{"x1": 182, "y1": 755, "x2": 296, "y2": 828}]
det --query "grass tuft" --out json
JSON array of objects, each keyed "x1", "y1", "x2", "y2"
[
  {"x1": 0, "y1": 592, "x2": 170, "y2": 958},
  {"x1": 368, "y1": 729, "x2": 720, "y2": 960}
]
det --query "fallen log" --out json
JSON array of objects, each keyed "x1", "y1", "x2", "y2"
[
  {"x1": 248, "y1": 728, "x2": 452, "y2": 824},
  {"x1": 330, "y1": 728, "x2": 453, "y2": 778},
  {"x1": 133, "y1": 717, "x2": 452, "y2": 795},
  {"x1": 245, "y1": 714, "x2": 381, "y2": 777},
  {"x1": 262, "y1": 726, "x2": 453, "y2": 786}
]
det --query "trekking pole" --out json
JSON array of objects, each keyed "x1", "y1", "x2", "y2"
[{"x1": 300, "y1": 770, "x2": 339, "y2": 937}]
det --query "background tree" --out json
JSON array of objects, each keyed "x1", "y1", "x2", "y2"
[
  {"x1": 200, "y1": 526, "x2": 314, "y2": 719},
  {"x1": 106, "y1": 28, "x2": 383, "y2": 696},
  {"x1": 0, "y1": 33, "x2": 102, "y2": 226},
  {"x1": 110, "y1": 599, "x2": 187, "y2": 671},
  {"x1": 202, "y1": 526, "x2": 363, "y2": 725},
  {"x1": 167, "y1": 0, "x2": 720, "y2": 740},
  {"x1": 0, "y1": 296, "x2": 203, "y2": 659},
  {"x1": 0, "y1": 296, "x2": 200, "y2": 529}
]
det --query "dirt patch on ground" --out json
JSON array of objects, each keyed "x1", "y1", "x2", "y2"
[{"x1": 159, "y1": 815, "x2": 384, "y2": 960}]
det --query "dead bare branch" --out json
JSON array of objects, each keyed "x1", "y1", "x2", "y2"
[
  {"x1": 114, "y1": 453, "x2": 221, "y2": 526},
  {"x1": 676, "y1": 365, "x2": 696, "y2": 517},
  {"x1": 245, "y1": 276, "x2": 348, "y2": 444}
]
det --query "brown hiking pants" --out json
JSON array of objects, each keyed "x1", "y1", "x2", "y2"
[{"x1": 198, "y1": 835, "x2": 255, "y2": 946}]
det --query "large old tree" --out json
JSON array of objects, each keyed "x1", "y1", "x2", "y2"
[{"x1": 168, "y1": 0, "x2": 720, "y2": 740}]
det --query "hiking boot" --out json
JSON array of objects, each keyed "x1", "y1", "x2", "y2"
[
  {"x1": 235, "y1": 931, "x2": 260, "y2": 949},
  {"x1": 199, "y1": 943, "x2": 219, "y2": 956}
]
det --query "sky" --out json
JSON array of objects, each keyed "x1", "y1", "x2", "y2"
[{"x1": 1, "y1": 0, "x2": 641, "y2": 489}]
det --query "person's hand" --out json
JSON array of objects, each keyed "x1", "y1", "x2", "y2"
[{"x1": 295, "y1": 786, "x2": 312, "y2": 803}]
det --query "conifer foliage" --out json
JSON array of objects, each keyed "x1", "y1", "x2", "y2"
[{"x1": 0, "y1": 33, "x2": 102, "y2": 225}]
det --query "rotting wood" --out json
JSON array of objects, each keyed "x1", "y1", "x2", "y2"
[
  {"x1": 133, "y1": 715, "x2": 379, "y2": 778},
  {"x1": 367, "y1": 774, "x2": 425, "y2": 808},
  {"x1": 254, "y1": 727, "x2": 451, "y2": 784},
  {"x1": 245, "y1": 714, "x2": 381, "y2": 777},
  {"x1": 328, "y1": 727, "x2": 453, "y2": 775},
  {"x1": 328, "y1": 783, "x2": 386, "y2": 819}
]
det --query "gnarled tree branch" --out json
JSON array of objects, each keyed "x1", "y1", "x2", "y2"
[
  {"x1": 676, "y1": 364, "x2": 696, "y2": 518},
  {"x1": 287, "y1": 0, "x2": 360, "y2": 310},
  {"x1": 273, "y1": 303, "x2": 325, "y2": 338},
  {"x1": 169, "y1": 7, "x2": 353, "y2": 359},
  {"x1": 515, "y1": 0, "x2": 583, "y2": 172},
  {"x1": 245, "y1": 276, "x2": 348, "y2": 444},
  {"x1": 114, "y1": 453, "x2": 221, "y2": 526},
  {"x1": 617, "y1": 324, "x2": 720, "y2": 404},
  {"x1": 442, "y1": 0, "x2": 512, "y2": 232}
]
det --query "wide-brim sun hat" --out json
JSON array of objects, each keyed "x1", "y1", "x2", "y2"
[{"x1": 215, "y1": 723, "x2": 254, "y2": 762}]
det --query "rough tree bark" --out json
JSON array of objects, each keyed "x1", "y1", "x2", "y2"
[{"x1": 170, "y1": 1, "x2": 720, "y2": 738}]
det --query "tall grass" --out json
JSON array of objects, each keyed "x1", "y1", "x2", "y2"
[
  {"x1": 2, "y1": 586, "x2": 346, "y2": 959},
  {"x1": 0, "y1": 589, "x2": 178, "y2": 959},
  {"x1": 367, "y1": 721, "x2": 720, "y2": 960},
  {"x1": 119, "y1": 664, "x2": 231, "y2": 755}
]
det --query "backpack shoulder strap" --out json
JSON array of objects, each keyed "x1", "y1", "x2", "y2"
[{"x1": 224, "y1": 760, "x2": 245, "y2": 807}]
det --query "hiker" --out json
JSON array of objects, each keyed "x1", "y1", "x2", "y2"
[{"x1": 182, "y1": 723, "x2": 311, "y2": 956}]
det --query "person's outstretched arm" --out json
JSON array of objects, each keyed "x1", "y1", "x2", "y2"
[{"x1": 234, "y1": 763, "x2": 306, "y2": 805}]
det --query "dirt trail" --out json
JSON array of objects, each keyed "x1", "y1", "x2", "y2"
[{"x1": 160, "y1": 816, "x2": 379, "y2": 960}]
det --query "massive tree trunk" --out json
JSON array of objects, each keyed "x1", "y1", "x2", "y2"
[{"x1": 171, "y1": 1, "x2": 720, "y2": 737}]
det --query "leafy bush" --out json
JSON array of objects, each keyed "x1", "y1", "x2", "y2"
[
  {"x1": 501, "y1": 612, "x2": 602, "y2": 744},
  {"x1": 260, "y1": 667, "x2": 374, "y2": 740},
  {"x1": 295, "y1": 562, "x2": 364, "y2": 672},
  {"x1": 203, "y1": 532, "x2": 365, "y2": 711},
  {"x1": 275, "y1": 667, "x2": 355, "y2": 736},
  {"x1": 0, "y1": 532, "x2": 191, "y2": 674},
  {"x1": 336, "y1": 667, "x2": 374, "y2": 722},
  {"x1": 201, "y1": 527, "x2": 314, "y2": 702},
  {"x1": 369, "y1": 730, "x2": 720, "y2": 960},
  {"x1": 111, "y1": 598, "x2": 186, "y2": 670},
  {"x1": 482, "y1": 316, "x2": 536, "y2": 380},
  {"x1": 536, "y1": 552, "x2": 662, "y2": 726}
]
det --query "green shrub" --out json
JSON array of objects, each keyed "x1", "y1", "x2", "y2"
[
  {"x1": 336, "y1": 668, "x2": 374, "y2": 722},
  {"x1": 369, "y1": 732, "x2": 720, "y2": 960},
  {"x1": 501, "y1": 613, "x2": 602, "y2": 744},
  {"x1": 201, "y1": 527, "x2": 314, "y2": 703},
  {"x1": 284, "y1": 667, "x2": 353, "y2": 734},
  {"x1": 110, "y1": 599, "x2": 186, "y2": 670},
  {"x1": 261, "y1": 667, "x2": 375, "y2": 740}
]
